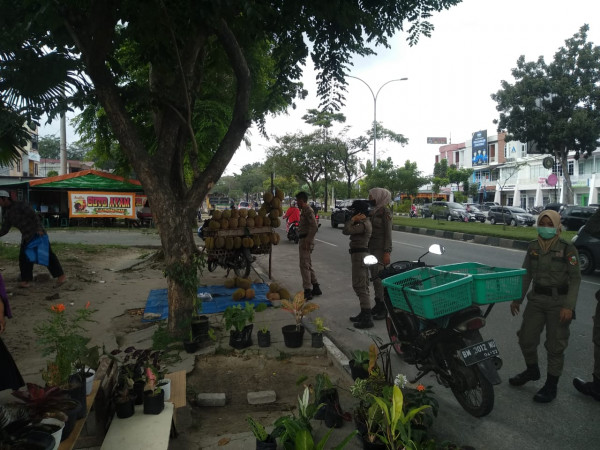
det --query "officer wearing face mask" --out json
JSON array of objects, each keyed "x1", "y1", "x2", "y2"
[{"x1": 509, "y1": 210, "x2": 581, "y2": 403}]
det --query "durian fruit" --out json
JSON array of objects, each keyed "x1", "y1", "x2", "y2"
[
  {"x1": 278, "y1": 208, "x2": 283, "y2": 217},
  {"x1": 267, "y1": 292, "x2": 281, "y2": 301},
  {"x1": 269, "y1": 209, "x2": 279, "y2": 220},
  {"x1": 263, "y1": 216, "x2": 271, "y2": 227},
  {"x1": 258, "y1": 207, "x2": 268, "y2": 217},
  {"x1": 247, "y1": 209, "x2": 257, "y2": 218},
  {"x1": 209, "y1": 219, "x2": 221, "y2": 230},
  {"x1": 230, "y1": 209, "x2": 239, "y2": 219},
  {"x1": 232, "y1": 288, "x2": 246, "y2": 301},
  {"x1": 254, "y1": 216, "x2": 264, "y2": 227},
  {"x1": 271, "y1": 218, "x2": 281, "y2": 228},
  {"x1": 269, "y1": 282, "x2": 280, "y2": 293},
  {"x1": 271, "y1": 232, "x2": 280, "y2": 245},
  {"x1": 238, "y1": 217, "x2": 247, "y2": 227},
  {"x1": 278, "y1": 288, "x2": 291, "y2": 300},
  {"x1": 242, "y1": 237, "x2": 254, "y2": 248},
  {"x1": 245, "y1": 288, "x2": 255, "y2": 299},
  {"x1": 229, "y1": 218, "x2": 239, "y2": 228},
  {"x1": 236, "y1": 278, "x2": 252, "y2": 289},
  {"x1": 260, "y1": 233, "x2": 271, "y2": 245},
  {"x1": 225, "y1": 236, "x2": 234, "y2": 250},
  {"x1": 263, "y1": 191, "x2": 274, "y2": 203},
  {"x1": 246, "y1": 217, "x2": 255, "y2": 228},
  {"x1": 233, "y1": 236, "x2": 242, "y2": 249},
  {"x1": 215, "y1": 236, "x2": 225, "y2": 249},
  {"x1": 220, "y1": 218, "x2": 229, "y2": 229},
  {"x1": 222, "y1": 209, "x2": 231, "y2": 219},
  {"x1": 271, "y1": 198, "x2": 281, "y2": 209},
  {"x1": 212, "y1": 210, "x2": 222, "y2": 220},
  {"x1": 204, "y1": 236, "x2": 214, "y2": 249},
  {"x1": 275, "y1": 188, "x2": 284, "y2": 200},
  {"x1": 238, "y1": 208, "x2": 248, "y2": 219},
  {"x1": 224, "y1": 278, "x2": 236, "y2": 288}
]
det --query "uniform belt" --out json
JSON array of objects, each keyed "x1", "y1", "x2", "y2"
[
  {"x1": 298, "y1": 233, "x2": 308, "y2": 239},
  {"x1": 534, "y1": 285, "x2": 568, "y2": 296},
  {"x1": 349, "y1": 248, "x2": 369, "y2": 254}
]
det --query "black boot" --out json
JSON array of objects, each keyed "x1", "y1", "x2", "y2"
[
  {"x1": 533, "y1": 374, "x2": 559, "y2": 403},
  {"x1": 371, "y1": 299, "x2": 386, "y2": 320},
  {"x1": 509, "y1": 364, "x2": 541, "y2": 386},
  {"x1": 573, "y1": 374, "x2": 600, "y2": 401},
  {"x1": 353, "y1": 309, "x2": 374, "y2": 329},
  {"x1": 349, "y1": 310, "x2": 365, "y2": 322},
  {"x1": 312, "y1": 283, "x2": 322, "y2": 296},
  {"x1": 304, "y1": 289, "x2": 313, "y2": 301}
]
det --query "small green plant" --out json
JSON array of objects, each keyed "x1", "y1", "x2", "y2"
[
  {"x1": 223, "y1": 302, "x2": 255, "y2": 332},
  {"x1": 259, "y1": 325, "x2": 269, "y2": 334},
  {"x1": 281, "y1": 291, "x2": 319, "y2": 330},
  {"x1": 246, "y1": 416, "x2": 269, "y2": 442},
  {"x1": 350, "y1": 349, "x2": 370, "y2": 367},
  {"x1": 313, "y1": 317, "x2": 329, "y2": 333}
]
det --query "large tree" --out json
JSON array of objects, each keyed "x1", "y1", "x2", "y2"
[
  {"x1": 492, "y1": 24, "x2": 600, "y2": 204},
  {"x1": 0, "y1": 0, "x2": 461, "y2": 335}
]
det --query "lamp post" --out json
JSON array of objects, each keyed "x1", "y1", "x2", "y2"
[{"x1": 347, "y1": 76, "x2": 408, "y2": 166}]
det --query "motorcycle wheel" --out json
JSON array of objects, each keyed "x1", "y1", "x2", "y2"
[
  {"x1": 444, "y1": 338, "x2": 494, "y2": 417},
  {"x1": 232, "y1": 251, "x2": 251, "y2": 278},
  {"x1": 385, "y1": 316, "x2": 403, "y2": 356},
  {"x1": 207, "y1": 259, "x2": 217, "y2": 272}
]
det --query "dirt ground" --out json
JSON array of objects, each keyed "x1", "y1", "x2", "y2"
[{"x1": 0, "y1": 245, "x2": 354, "y2": 445}]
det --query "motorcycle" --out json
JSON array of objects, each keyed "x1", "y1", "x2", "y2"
[
  {"x1": 365, "y1": 244, "x2": 501, "y2": 417},
  {"x1": 287, "y1": 220, "x2": 300, "y2": 244},
  {"x1": 198, "y1": 219, "x2": 254, "y2": 277},
  {"x1": 409, "y1": 209, "x2": 418, "y2": 218}
]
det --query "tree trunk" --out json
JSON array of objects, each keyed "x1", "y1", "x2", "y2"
[{"x1": 559, "y1": 149, "x2": 574, "y2": 204}]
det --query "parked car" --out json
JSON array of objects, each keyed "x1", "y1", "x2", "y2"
[
  {"x1": 464, "y1": 204, "x2": 486, "y2": 223},
  {"x1": 487, "y1": 206, "x2": 535, "y2": 226},
  {"x1": 559, "y1": 205, "x2": 597, "y2": 231},
  {"x1": 420, "y1": 203, "x2": 432, "y2": 218},
  {"x1": 430, "y1": 201, "x2": 469, "y2": 221},
  {"x1": 330, "y1": 198, "x2": 368, "y2": 228},
  {"x1": 237, "y1": 201, "x2": 250, "y2": 209},
  {"x1": 477, "y1": 202, "x2": 500, "y2": 212},
  {"x1": 543, "y1": 202, "x2": 567, "y2": 212},
  {"x1": 572, "y1": 215, "x2": 600, "y2": 274}
]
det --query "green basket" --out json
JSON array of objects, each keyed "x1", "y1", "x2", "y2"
[
  {"x1": 382, "y1": 267, "x2": 472, "y2": 319},
  {"x1": 436, "y1": 262, "x2": 526, "y2": 305}
]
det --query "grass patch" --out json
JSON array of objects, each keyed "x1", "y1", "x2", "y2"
[
  {"x1": 392, "y1": 216, "x2": 577, "y2": 242},
  {"x1": 0, "y1": 242, "x2": 129, "y2": 262}
]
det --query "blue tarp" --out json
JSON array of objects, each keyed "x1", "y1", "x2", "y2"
[{"x1": 143, "y1": 283, "x2": 271, "y2": 322}]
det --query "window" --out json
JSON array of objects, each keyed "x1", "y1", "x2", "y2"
[
  {"x1": 520, "y1": 144, "x2": 526, "y2": 158},
  {"x1": 16, "y1": 160, "x2": 21, "y2": 172},
  {"x1": 553, "y1": 161, "x2": 574, "y2": 176}
]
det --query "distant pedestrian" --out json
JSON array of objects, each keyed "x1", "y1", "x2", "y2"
[
  {"x1": 0, "y1": 191, "x2": 67, "y2": 288},
  {"x1": 296, "y1": 192, "x2": 321, "y2": 300},
  {"x1": 366, "y1": 187, "x2": 392, "y2": 321},
  {"x1": 509, "y1": 210, "x2": 581, "y2": 403},
  {"x1": 343, "y1": 200, "x2": 373, "y2": 329}
]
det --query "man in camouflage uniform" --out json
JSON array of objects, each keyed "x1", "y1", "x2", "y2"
[
  {"x1": 296, "y1": 192, "x2": 321, "y2": 301},
  {"x1": 509, "y1": 210, "x2": 581, "y2": 403},
  {"x1": 343, "y1": 200, "x2": 373, "y2": 329}
]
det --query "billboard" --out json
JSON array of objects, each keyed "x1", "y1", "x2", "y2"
[
  {"x1": 472, "y1": 130, "x2": 488, "y2": 166},
  {"x1": 427, "y1": 137, "x2": 447, "y2": 144},
  {"x1": 68, "y1": 191, "x2": 137, "y2": 219}
]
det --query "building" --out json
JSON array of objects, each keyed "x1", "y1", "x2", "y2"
[
  {"x1": 0, "y1": 123, "x2": 41, "y2": 181},
  {"x1": 433, "y1": 129, "x2": 600, "y2": 208}
]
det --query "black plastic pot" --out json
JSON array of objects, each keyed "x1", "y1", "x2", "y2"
[
  {"x1": 311, "y1": 332, "x2": 324, "y2": 348},
  {"x1": 349, "y1": 359, "x2": 369, "y2": 380},
  {"x1": 143, "y1": 389, "x2": 164, "y2": 415},
  {"x1": 229, "y1": 324, "x2": 253, "y2": 350},
  {"x1": 61, "y1": 399, "x2": 83, "y2": 442},
  {"x1": 183, "y1": 339, "x2": 199, "y2": 353},
  {"x1": 256, "y1": 434, "x2": 277, "y2": 450},
  {"x1": 191, "y1": 315, "x2": 210, "y2": 342},
  {"x1": 68, "y1": 373, "x2": 87, "y2": 419},
  {"x1": 281, "y1": 324, "x2": 305, "y2": 348},
  {"x1": 133, "y1": 379, "x2": 145, "y2": 405},
  {"x1": 115, "y1": 397, "x2": 135, "y2": 419},
  {"x1": 257, "y1": 330, "x2": 271, "y2": 348}
]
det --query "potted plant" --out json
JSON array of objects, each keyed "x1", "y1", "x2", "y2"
[
  {"x1": 280, "y1": 291, "x2": 319, "y2": 348},
  {"x1": 313, "y1": 373, "x2": 345, "y2": 429},
  {"x1": 191, "y1": 292, "x2": 210, "y2": 343},
  {"x1": 256, "y1": 325, "x2": 271, "y2": 348},
  {"x1": 143, "y1": 367, "x2": 164, "y2": 415},
  {"x1": 108, "y1": 347, "x2": 155, "y2": 405},
  {"x1": 113, "y1": 369, "x2": 136, "y2": 419},
  {"x1": 223, "y1": 302, "x2": 255, "y2": 349},
  {"x1": 348, "y1": 349, "x2": 371, "y2": 380},
  {"x1": 311, "y1": 317, "x2": 329, "y2": 348},
  {"x1": 246, "y1": 415, "x2": 276, "y2": 450}
]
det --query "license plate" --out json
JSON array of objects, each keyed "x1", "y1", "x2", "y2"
[{"x1": 459, "y1": 339, "x2": 500, "y2": 366}]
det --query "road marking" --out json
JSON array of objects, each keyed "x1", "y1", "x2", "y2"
[
  {"x1": 315, "y1": 238, "x2": 337, "y2": 247},
  {"x1": 392, "y1": 240, "x2": 424, "y2": 249},
  {"x1": 582, "y1": 279, "x2": 600, "y2": 287}
]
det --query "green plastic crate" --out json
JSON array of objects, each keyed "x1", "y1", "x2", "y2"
[
  {"x1": 436, "y1": 262, "x2": 526, "y2": 305},
  {"x1": 382, "y1": 267, "x2": 472, "y2": 319}
]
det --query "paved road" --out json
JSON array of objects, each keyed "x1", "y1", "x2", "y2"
[{"x1": 8, "y1": 225, "x2": 598, "y2": 449}]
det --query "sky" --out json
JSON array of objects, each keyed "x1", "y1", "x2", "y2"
[{"x1": 40, "y1": 0, "x2": 600, "y2": 177}]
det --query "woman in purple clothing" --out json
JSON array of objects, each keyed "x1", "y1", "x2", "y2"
[{"x1": 0, "y1": 273, "x2": 25, "y2": 391}]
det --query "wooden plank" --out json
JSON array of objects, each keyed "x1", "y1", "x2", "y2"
[
  {"x1": 58, "y1": 379, "x2": 101, "y2": 450},
  {"x1": 100, "y1": 403, "x2": 174, "y2": 450},
  {"x1": 164, "y1": 371, "x2": 186, "y2": 410}
]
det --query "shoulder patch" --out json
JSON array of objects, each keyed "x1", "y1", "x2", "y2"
[{"x1": 568, "y1": 254, "x2": 579, "y2": 266}]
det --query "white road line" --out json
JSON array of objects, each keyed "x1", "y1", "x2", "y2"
[
  {"x1": 392, "y1": 240, "x2": 424, "y2": 249},
  {"x1": 315, "y1": 238, "x2": 337, "y2": 247}
]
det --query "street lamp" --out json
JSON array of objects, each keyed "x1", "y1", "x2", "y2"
[{"x1": 347, "y1": 75, "x2": 408, "y2": 166}]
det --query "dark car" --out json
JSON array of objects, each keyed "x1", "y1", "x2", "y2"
[
  {"x1": 559, "y1": 205, "x2": 597, "y2": 231},
  {"x1": 572, "y1": 228, "x2": 600, "y2": 274},
  {"x1": 429, "y1": 201, "x2": 469, "y2": 221},
  {"x1": 543, "y1": 202, "x2": 567, "y2": 212},
  {"x1": 478, "y1": 202, "x2": 500, "y2": 212},
  {"x1": 330, "y1": 198, "x2": 368, "y2": 228},
  {"x1": 488, "y1": 206, "x2": 535, "y2": 226}
]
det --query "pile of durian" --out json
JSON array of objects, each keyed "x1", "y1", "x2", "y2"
[
  {"x1": 203, "y1": 189, "x2": 286, "y2": 250},
  {"x1": 265, "y1": 282, "x2": 291, "y2": 301},
  {"x1": 224, "y1": 277, "x2": 256, "y2": 300}
]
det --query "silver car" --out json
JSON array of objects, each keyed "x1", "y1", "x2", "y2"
[{"x1": 488, "y1": 206, "x2": 535, "y2": 226}]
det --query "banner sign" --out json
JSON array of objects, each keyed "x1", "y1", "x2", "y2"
[
  {"x1": 427, "y1": 137, "x2": 447, "y2": 144},
  {"x1": 68, "y1": 191, "x2": 137, "y2": 218},
  {"x1": 472, "y1": 130, "x2": 488, "y2": 166}
]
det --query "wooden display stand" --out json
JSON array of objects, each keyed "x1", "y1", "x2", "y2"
[{"x1": 58, "y1": 379, "x2": 101, "y2": 450}]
